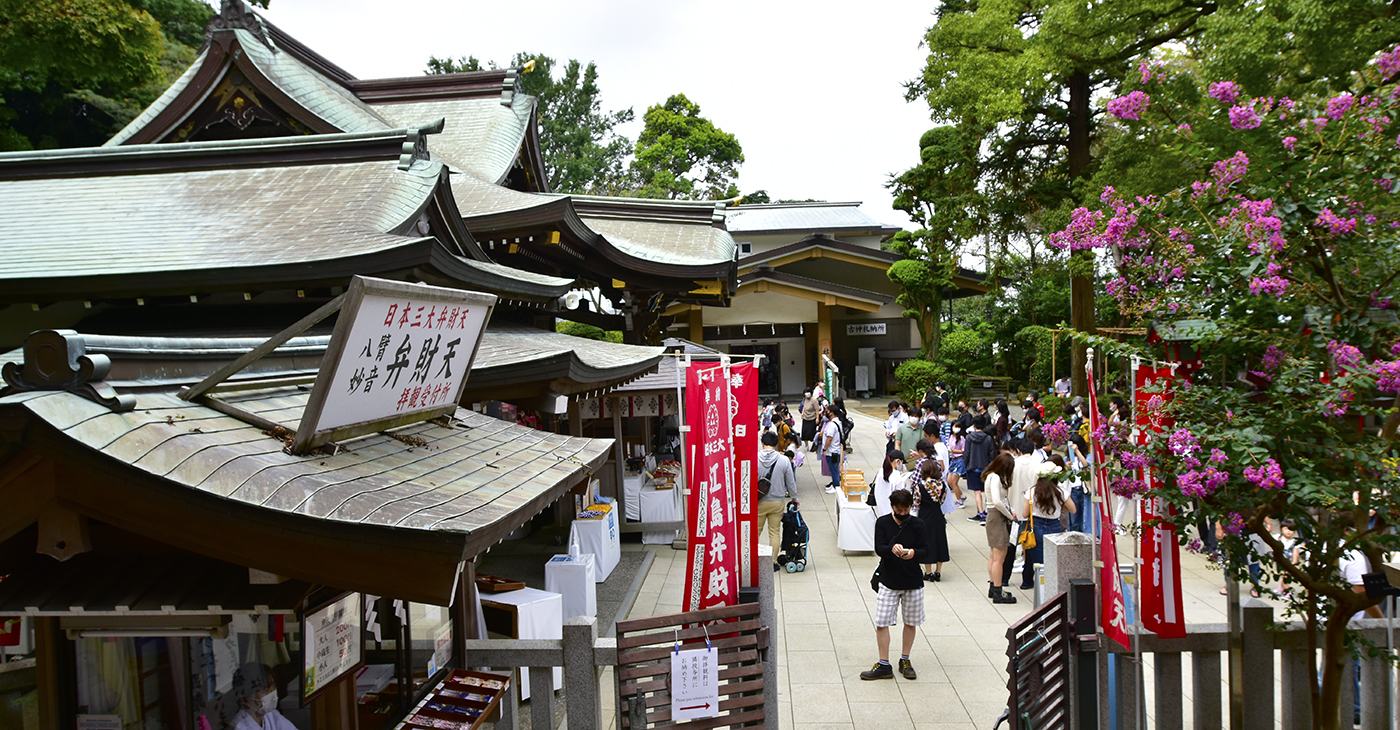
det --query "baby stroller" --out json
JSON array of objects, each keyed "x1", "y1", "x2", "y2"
[{"x1": 776, "y1": 500, "x2": 810, "y2": 573}]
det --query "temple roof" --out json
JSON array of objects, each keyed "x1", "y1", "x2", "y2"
[
  {"x1": 726, "y1": 201, "x2": 902, "y2": 238},
  {"x1": 372, "y1": 96, "x2": 539, "y2": 186},
  {"x1": 0, "y1": 388, "x2": 608, "y2": 604},
  {"x1": 0, "y1": 128, "x2": 574, "y2": 304}
]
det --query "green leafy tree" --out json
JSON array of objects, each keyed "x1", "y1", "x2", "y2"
[
  {"x1": 630, "y1": 93, "x2": 743, "y2": 200},
  {"x1": 426, "y1": 52, "x2": 634, "y2": 194},
  {"x1": 886, "y1": 124, "x2": 982, "y2": 361},
  {"x1": 555, "y1": 320, "x2": 622, "y2": 343},
  {"x1": 0, "y1": 0, "x2": 229, "y2": 151},
  {"x1": 1058, "y1": 51, "x2": 1400, "y2": 727},
  {"x1": 911, "y1": 0, "x2": 1221, "y2": 394}
]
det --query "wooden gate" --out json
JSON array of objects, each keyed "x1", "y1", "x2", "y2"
[
  {"x1": 615, "y1": 602, "x2": 767, "y2": 728},
  {"x1": 1005, "y1": 589, "x2": 1074, "y2": 729}
]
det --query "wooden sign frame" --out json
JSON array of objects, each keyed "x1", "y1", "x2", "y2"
[
  {"x1": 292, "y1": 276, "x2": 496, "y2": 454},
  {"x1": 301, "y1": 592, "x2": 365, "y2": 705}
]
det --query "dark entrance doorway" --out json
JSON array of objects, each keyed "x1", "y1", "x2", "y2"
[{"x1": 730, "y1": 344, "x2": 781, "y2": 395}]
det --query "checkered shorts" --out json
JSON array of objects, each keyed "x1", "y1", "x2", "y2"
[{"x1": 874, "y1": 584, "x2": 925, "y2": 627}]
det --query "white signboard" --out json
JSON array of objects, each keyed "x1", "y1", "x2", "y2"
[
  {"x1": 846, "y1": 323, "x2": 887, "y2": 336},
  {"x1": 671, "y1": 646, "x2": 719, "y2": 721},
  {"x1": 303, "y1": 593, "x2": 363, "y2": 701},
  {"x1": 294, "y1": 277, "x2": 496, "y2": 452},
  {"x1": 76, "y1": 716, "x2": 123, "y2": 730}
]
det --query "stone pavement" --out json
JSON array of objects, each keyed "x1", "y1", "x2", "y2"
[{"x1": 608, "y1": 405, "x2": 1269, "y2": 729}]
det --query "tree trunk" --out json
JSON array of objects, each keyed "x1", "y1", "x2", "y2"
[
  {"x1": 1317, "y1": 606, "x2": 1351, "y2": 730},
  {"x1": 1067, "y1": 69, "x2": 1097, "y2": 396}
]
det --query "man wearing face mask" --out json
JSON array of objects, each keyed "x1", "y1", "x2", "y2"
[
  {"x1": 233, "y1": 663, "x2": 297, "y2": 730},
  {"x1": 861, "y1": 488, "x2": 928, "y2": 681}
]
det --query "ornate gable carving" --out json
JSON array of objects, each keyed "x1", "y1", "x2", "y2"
[
  {"x1": 208, "y1": 0, "x2": 274, "y2": 52},
  {"x1": 1, "y1": 331, "x2": 135, "y2": 412}
]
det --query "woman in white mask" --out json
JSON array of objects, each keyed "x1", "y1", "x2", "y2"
[
  {"x1": 234, "y1": 663, "x2": 298, "y2": 730},
  {"x1": 873, "y1": 450, "x2": 909, "y2": 518}
]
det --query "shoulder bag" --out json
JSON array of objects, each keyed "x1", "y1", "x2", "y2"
[
  {"x1": 757, "y1": 459, "x2": 778, "y2": 498},
  {"x1": 1017, "y1": 510, "x2": 1037, "y2": 550},
  {"x1": 871, "y1": 520, "x2": 909, "y2": 592}
]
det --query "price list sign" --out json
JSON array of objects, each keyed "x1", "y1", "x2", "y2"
[
  {"x1": 303, "y1": 593, "x2": 364, "y2": 702},
  {"x1": 293, "y1": 277, "x2": 496, "y2": 453}
]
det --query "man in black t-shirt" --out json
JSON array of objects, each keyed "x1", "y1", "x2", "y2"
[{"x1": 861, "y1": 489, "x2": 928, "y2": 681}]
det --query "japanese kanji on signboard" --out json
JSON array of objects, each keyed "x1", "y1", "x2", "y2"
[
  {"x1": 683, "y1": 362, "x2": 739, "y2": 613},
  {"x1": 294, "y1": 276, "x2": 496, "y2": 453}
]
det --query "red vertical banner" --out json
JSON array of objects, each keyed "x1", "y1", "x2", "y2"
[
  {"x1": 1087, "y1": 360, "x2": 1131, "y2": 651},
  {"x1": 729, "y1": 362, "x2": 759, "y2": 588},
  {"x1": 1135, "y1": 364, "x2": 1186, "y2": 639},
  {"x1": 683, "y1": 362, "x2": 740, "y2": 612}
]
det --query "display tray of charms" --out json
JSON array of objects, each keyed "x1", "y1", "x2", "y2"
[{"x1": 394, "y1": 669, "x2": 510, "y2": 730}]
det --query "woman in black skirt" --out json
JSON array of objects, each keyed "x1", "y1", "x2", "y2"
[{"x1": 910, "y1": 456, "x2": 951, "y2": 582}]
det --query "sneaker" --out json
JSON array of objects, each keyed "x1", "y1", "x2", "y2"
[
  {"x1": 898, "y1": 658, "x2": 917, "y2": 680},
  {"x1": 968, "y1": 513, "x2": 983, "y2": 522},
  {"x1": 955, "y1": 499, "x2": 966, "y2": 509},
  {"x1": 860, "y1": 662, "x2": 894, "y2": 680},
  {"x1": 978, "y1": 513, "x2": 987, "y2": 524},
  {"x1": 824, "y1": 486, "x2": 838, "y2": 494}
]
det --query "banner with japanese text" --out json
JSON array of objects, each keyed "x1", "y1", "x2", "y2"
[
  {"x1": 1135, "y1": 364, "x2": 1186, "y2": 639},
  {"x1": 682, "y1": 362, "x2": 739, "y2": 612},
  {"x1": 728, "y1": 362, "x2": 759, "y2": 588},
  {"x1": 1087, "y1": 362, "x2": 1132, "y2": 651}
]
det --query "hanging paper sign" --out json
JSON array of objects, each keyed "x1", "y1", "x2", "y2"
[
  {"x1": 293, "y1": 276, "x2": 496, "y2": 453},
  {"x1": 633, "y1": 395, "x2": 661, "y2": 418},
  {"x1": 582, "y1": 397, "x2": 602, "y2": 420},
  {"x1": 302, "y1": 593, "x2": 364, "y2": 702},
  {"x1": 1135, "y1": 363, "x2": 1185, "y2": 639},
  {"x1": 729, "y1": 362, "x2": 759, "y2": 587},
  {"x1": 663, "y1": 393, "x2": 678, "y2": 417},
  {"x1": 671, "y1": 647, "x2": 719, "y2": 721},
  {"x1": 1087, "y1": 362, "x2": 1131, "y2": 651},
  {"x1": 682, "y1": 363, "x2": 739, "y2": 612}
]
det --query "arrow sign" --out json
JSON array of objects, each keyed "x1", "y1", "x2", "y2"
[{"x1": 671, "y1": 646, "x2": 719, "y2": 721}]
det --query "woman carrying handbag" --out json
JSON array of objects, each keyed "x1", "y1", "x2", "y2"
[{"x1": 1018, "y1": 455, "x2": 1077, "y2": 590}]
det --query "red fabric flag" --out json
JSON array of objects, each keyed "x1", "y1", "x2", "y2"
[
  {"x1": 1135, "y1": 364, "x2": 1186, "y2": 639},
  {"x1": 1088, "y1": 363, "x2": 1132, "y2": 651},
  {"x1": 728, "y1": 362, "x2": 760, "y2": 588},
  {"x1": 683, "y1": 362, "x2": 740, "y2": 612}
]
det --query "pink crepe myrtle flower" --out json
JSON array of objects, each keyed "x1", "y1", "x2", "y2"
[
  {"x1": 1244, "y1": 459, "x2": 1286, "y2": 490},
  {"x1": 1374, "y1": 359, "x2": 1400, "y2": 392},
  {"x1": 1168, "y1": 428, "x2": 1200, "y2": 456},
  {"x1": 1223, "y1": 513, "x2": 1246, "y2": 535},
  {"x1": 1379, "y1": 46, "x2": 1400, "y2": 80},
  {"x1": 1327, "y1": 93, "x2": 1355, "y2": 120},
  {"x1": 1316, "y1": 208, "x2": 1358, "y2": 236},
  {"x1": 1282, "y1": 136, "x2": 1297, "y2": 152},
  {"x1": 1209, "y1": 81, "x2": 1241, "y2": 105},
  {"x1": 1261, "y1": 345, "x2": 1283, "y2": 371},
  {"x1": 1327, "y1": 340, "x2": 1364, "y2": 370},
  {"x1": 1229, "y1": 105, "x2": 1262, "y2": 130},
  {"x1": 1108, "y1": 91, "x2": 1151, "y2": 121}
]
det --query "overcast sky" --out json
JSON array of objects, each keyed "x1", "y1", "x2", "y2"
[{"x1": 258, "y1": 0, "x2": 937, "y2": 230}]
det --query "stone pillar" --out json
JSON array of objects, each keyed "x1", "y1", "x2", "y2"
[
  {"x1": 563, "y1": 616, "x2": 601, "y2": 730},
  {"x1": 1042, "y1": 532, "x2": 1095, "y2": 598},
  {"x1": 1240, "y1": 599, "x2": 1275, "y2": 730},
  {"x1": 758, "y1": 544, "x2": 778, "y2": 726}
]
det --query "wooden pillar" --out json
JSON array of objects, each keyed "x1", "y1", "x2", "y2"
[
  {"x1": 817, "y1": 302, "x2": 832, "y2": 361},
  {"x1": 688, "y1": 306, "x2": 704, "y2": 344},
  {"x1": 611, "y1": 395, "x2": 626, "y2": 516},
  {"x1": 35, "y1": 617, "x2": 74, "y2": 730},
  {"x1": 311, "y1": 675, "x2": 358, "y2": 730},
  {"x1": 804, "y1": 322, "x2": 818, "y2": 388}
]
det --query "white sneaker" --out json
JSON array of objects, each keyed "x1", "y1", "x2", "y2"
[{"x1": 824, "y1": 486, "x2": 838, "y2": 494}]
